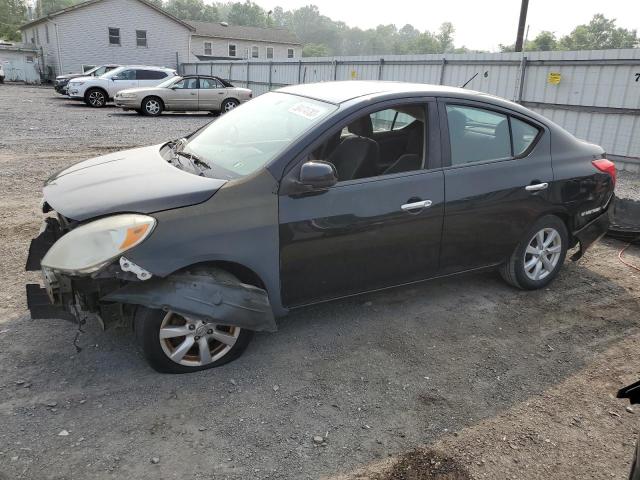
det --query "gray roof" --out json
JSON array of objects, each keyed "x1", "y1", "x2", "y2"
[
  {"x1": 20, "y1": 0, "x2": 195, "y2": 31},
  {"x1": 188, "y1": 21, "x2": 301, "y2": 46}
]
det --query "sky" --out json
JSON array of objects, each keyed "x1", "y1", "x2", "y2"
[{"x1": 259, "y1": 0, "x2": 640, "y2": 51}]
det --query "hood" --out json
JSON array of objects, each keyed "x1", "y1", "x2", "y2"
[
  {"x1": 43, "y1": 145, "x2": 226, "y2": 221},
  {"x1": 68, "y1": 75, "x2": 95, "y2": 83},
  {"x1": 56, "y1": 73, "x2": 85, "y2": 81}
]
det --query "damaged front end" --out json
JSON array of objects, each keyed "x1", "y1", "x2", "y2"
[{"x1": 25, "y1": 212, "x2": 276, "y2": 332}]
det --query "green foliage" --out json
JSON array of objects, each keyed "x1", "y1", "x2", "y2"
[
  {"x1": 164, "y1": 0, "x2": 218, "y2": 22},
  {"x1": 501, "y1": 14, "x2": 638, "y2": 52},
  {"x1": 302, "y1": 43, "x2": 329, "y2": 57},
  {"x1": 35, "y1": 0, "x2": 76, "y2": 16},
  {"x1": 0, "y1": 0, "x2": 27, "y2": 41},
  {"x1": 226, "y1": 0, "x2": 267, "y2": 27}
]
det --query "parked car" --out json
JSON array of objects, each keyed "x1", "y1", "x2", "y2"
[
  {"x1": 67, "y1": 65, "x2": 177, "y2": 107},
  {"x1": 26, "y1": 81, "x2": 615, "y2": 373},
  {"x1": 114, "y1": 75, "x2": 252, "y2": 116},
  {"x1": 0, "y1": 64, "x2": 5, "y2": 83},
  {"x1": 54, "y1": 64, "x2": 120, "y2": 95}
]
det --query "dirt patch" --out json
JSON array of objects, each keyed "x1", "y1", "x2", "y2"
[{"x1": 380, "y1": 449, "x2": 471, "y2": 480}]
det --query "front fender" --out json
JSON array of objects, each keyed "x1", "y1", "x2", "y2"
[{"x1": 103, "y1": 270, "x2": 276, "y2": 332}]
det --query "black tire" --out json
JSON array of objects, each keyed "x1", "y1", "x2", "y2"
[
  {"x1": 142, "y1": 96, "x2": 163, "y2": 116},
  {"x1": 84, "y1": 88, "x2": 107, "y2": 107},
  {"x1": 499, "y1": 215, "x2": 569, "y2": 290},
  {"x1": 220, "y1": 98, "x2": 239, "y2": 113},
  {"x1": 133, "y1": 270, "x2": 253, "y2": 373}
]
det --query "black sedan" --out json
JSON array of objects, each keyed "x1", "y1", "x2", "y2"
[{"x1": 26, "y1": 81, "x2": 615, "y2": 373}]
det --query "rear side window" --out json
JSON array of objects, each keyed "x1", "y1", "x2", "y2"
[
  {"x1": 200, "y1": 78, "x2": 223, "y2": 89},
  {"x1": 511, "y1": 117, "x2": 540, "y2": 156},
  {"x1": 446, "y1": 105, "x2": 511, "y2": 165},
  {"x1": 137, "y1": 70, "x2": 167, "y2": 80}
]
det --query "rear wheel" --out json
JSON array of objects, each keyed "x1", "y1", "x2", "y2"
[
  {"x1": 142, "y1": 96, "x2": 163, "y2": 116},
  {"x1": 221, "y1": 98, "x2": 239, "y2": 113},
  {"x1": 499, "y1": 215, "x2": 568, "y2": 290},
  {"x1": 84, "y1": 88, "x2": 107, "y2": 107}
]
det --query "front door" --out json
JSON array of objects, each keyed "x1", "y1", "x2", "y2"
[
  {"x1": 438, "y1": 100, "x2": 554, "y2": 273},
  {"x1": 279, "y1": 100, "x2": 444, "y2": 307},
  {"x1": 198, "y1": 77, "x2": 226, "y2": 110},
  {"x1": 110, "y1": 68, "x2": 137, "y2": 96},
  {"x1": 163, "y1": 77, "x2": 198, "y2": 110}
]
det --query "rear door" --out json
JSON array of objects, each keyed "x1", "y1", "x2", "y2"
[
  {"x1": 438, "y1": 99, "x2": 553, "y2": 274},
  {"x1": 279, "y1": 99, "x2": 444, "y2": 307},
  {"x1": 163, "y1": 77, "x2": 198, "y2": 110},
  {"x1": 198, "y1": 77, "x2": 226, "y2": 110}
]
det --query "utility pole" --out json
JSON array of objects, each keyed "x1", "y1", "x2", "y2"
[{"x1": 514, "y1": 0, "x2": 529, "y2": 52}]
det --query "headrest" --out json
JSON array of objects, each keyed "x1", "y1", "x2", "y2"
[{"x1": 347, "y1": 116, "x2": 373, "y2": 137}]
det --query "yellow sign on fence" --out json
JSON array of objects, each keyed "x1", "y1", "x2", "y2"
[{"x1": 548, "y1": 72, "x2": 562, "y2": 85}]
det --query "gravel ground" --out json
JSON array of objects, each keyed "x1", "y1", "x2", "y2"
[
  {"x1": 617, "y1": 171, "x2": 640, "y2": 201},
  {"x1": 1, "y1": 84, "x2": 640, "y2": 480}
]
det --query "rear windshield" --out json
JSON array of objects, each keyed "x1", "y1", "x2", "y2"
[{"x1": 183, "y1": 92, "x2": 337, "y2": 179}]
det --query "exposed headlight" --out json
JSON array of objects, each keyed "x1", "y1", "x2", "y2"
[
  {"x1": 70, "y1": 81, "x2": 84, "y2": 86},
  {"x1": 117, "y1": 92, "x2": 137, "y2": 99},
  {"x1": 41, "y1": 214, "x2": 156, "y2": 275}
]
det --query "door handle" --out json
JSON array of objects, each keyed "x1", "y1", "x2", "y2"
[
  {"x1": 190, "y1": 92, "x2": 196, "y2": 95},
  {"x1": 218, "y1": 92, "x2": 224, "y2": 95},
  {"x1": 401, "y1": 200, "x2": 432, "y2": 212},
  {"x1": 525, "y1": 182, "x2": 549, "y2": 192}
]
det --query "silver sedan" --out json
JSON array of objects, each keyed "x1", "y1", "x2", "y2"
[{"x1": 114, "y1": 75, "x2": 252, "y2": 116}]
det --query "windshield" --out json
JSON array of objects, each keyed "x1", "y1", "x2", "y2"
[
  {"x1": 183, "y1": 92, "x2": 337, "y2": 179},
  {"x1": 157, "y1": 76, "x2": 181, "y2": 88}
]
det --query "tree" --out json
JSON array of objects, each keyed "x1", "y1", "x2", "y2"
[
  {"x1": 529, "y1": 31, "x2": 558, "y2": 51},
  {"x1": 0, "y1": 0, "x2": 27, "y2": 41},
  {"x1": 560, "y1": 14, "x2": 638, "y2": 50},
  {"x1": 436, "y1": 22, "x2": 455, "y2": 52},
  {"x1": 164, "y1": 0, "x2": 219, "y2": 22},
  {"x1": 302, "y1": 43, "x2": 329, "y2": 57},
  {"x1": 227, "y1": 1, "x2": 267, "y2": 27},
  {"x1": 35, "y1": 0, "x2": 76, "y2": 16}
]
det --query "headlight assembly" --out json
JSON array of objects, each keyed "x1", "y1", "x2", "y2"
[{"x1": 41, "y1": 214, "x2": 156, "y2": 275}]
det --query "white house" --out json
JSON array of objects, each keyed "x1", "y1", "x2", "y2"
[
  {"x1": 188, "y1": 21, "x2": 302, "y2": 61},
  {"x1": 20, "y1": 0, "x2": 302, "y2": 77},
  {"x1": 0, "y1": 43, "x2": 41, "y2": 83}
]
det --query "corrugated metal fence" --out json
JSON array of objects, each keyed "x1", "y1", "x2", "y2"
[{"x1": 181, "y1": 49, "x2": 640, "y2": 167}]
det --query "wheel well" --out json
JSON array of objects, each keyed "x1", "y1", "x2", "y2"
[
  {"x1": 545, "y1": 211, "x2": 576, "y2": 247},
  {"x1": 223, "y1": 97, "x2": 239, "y2": 105},
  {"x1": 180, "y1": 261, "x2": 266, "y2": 290},
  {"x1": 142, "y1": 95, "x2": 164, "y2": 109}
]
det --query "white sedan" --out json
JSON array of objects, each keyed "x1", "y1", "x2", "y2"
[{"x1": 67, "y1": 65, "x2": 177, "y2": 107}]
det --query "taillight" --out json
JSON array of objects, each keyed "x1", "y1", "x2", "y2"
[{"x1": 592, "y1": 158, "x2": 616, "y2": 186}]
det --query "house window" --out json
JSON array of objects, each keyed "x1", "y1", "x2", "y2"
[
  {"x1": 26, "y1": 55, "x2": 34, "y2": 63},
  {"x1": 287, "y1": 48, "x2": 294, "y2": 58},
  {"x1": 136, "y1": 30, "x2": 147, "y2": 47},
  {"x1": 204, "y1": 41, "x2": 212, "y2": 56},
  {"x1": 35, "y1": 28, "x2": 40, "y2": 45},
  {"x1": 108, "y1": 27, "x2": 120, "y2": 45},
  {"x1": 228, "y1": 43, "x2": 236, "y2": 57},
  {"x1": 45, "y1": 24, "x2": 50, "y2": 43},
  {"x1": 251, "y1": 45, "x2": 259, "y2": 58},
  {"x1": 266, "y1": 46, "x2": 274, "y2": 59}
]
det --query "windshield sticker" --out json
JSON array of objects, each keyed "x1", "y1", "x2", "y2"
[{"x1": 288, "y1": 102, "x2": 327, "y2": 120}]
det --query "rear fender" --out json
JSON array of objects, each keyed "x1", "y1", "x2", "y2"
[{"x1": 102, "y1": 270, "x2": 276, "y2": 332}]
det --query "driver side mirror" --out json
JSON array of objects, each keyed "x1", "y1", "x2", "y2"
[{"x1": 299, "y1": 160, "x2": 338, "y2": 189}]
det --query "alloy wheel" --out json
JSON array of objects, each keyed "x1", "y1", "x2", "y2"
[
  {"x1": 88, "y1": 91, "x2": 105, "y2": 107},
  {"x1": 223, "y1": 101, "x2": 237, "y2": 112},
  {"x1": 159, "y1": 312, "x2": 240, "y2": 367},
  {"x1": 145, "y1": 99, "x2": 161, "y2": 115},
  {"x1": 523, "y1": 227, "x2": 562, "y2": 281}
]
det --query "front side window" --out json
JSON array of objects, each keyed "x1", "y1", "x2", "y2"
[
  {"x1": 446, "y1": 105, "x2": 511, "y2": 166},
  {"x1": 108, "y1": 27, "x2": 120, "y2": 45},
  {"x1": 204, "y1": 42, "x2": 212, "y2": 55},
  {"x1": 228, "y1": 44, "x2": 236, "y2": 57},
  {"x1": 266, "y1": 46, "x2": 274, "y2": 59},
  {"x1": 172, "y1": 77, "x2": 198, "y2": 89},
  {"x1": 313, "y1": 104, "x2": 427, "y2": 181},
  {"x1": 136, "y1": 30, "x2": 147, "y2": 47},
  {"x1": 183, "y1": 92, "x2": 337, "y2": 179},
  {"x1": 113, "y1": 69, "x2": 136, "y2": 80},
  {"x1": 287, "y1": 48, "x2": 294, "y2": 58},
  {"x1": 251, "y1": 46, "x2": 259, "y2": 58}
]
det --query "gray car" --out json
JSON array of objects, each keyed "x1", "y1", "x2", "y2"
[{"x1": 114, "y1": 75, "x2": 252, "y2": 116}]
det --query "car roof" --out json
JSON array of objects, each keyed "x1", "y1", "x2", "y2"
[
  {"x1": 277, "y1": 80, "x2": 546, "y2": 121},
  {"x1": 115, "y1": 65, "x2": 175, "y2": 71}
]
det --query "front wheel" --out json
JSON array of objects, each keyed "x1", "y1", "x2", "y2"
[
  {"x1": 499, "y1": 215, "x2": 568, "y2": 290},
  {"x1": 84, "y1": 88, "x2": 107, "y2": 107},
  {"x1": 221, "y1": 98, "x2": 239, "y2": 113},
  {"x1": 142, "y1": 97, "x2": 163, "y2": 116},
  {"x1": 134, "y1": 307, "x2": 253, "y2": 373}
]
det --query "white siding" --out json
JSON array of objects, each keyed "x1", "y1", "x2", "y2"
[
  {"x1": 28, "y1": 0, "x2": 192, "y2": 75},
  {"x1": 0, "y1": 49, "x2": 41, "y2": 83},
  {"x1": 191, "y1": 35, "x2": 301, "y2": 60}
]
